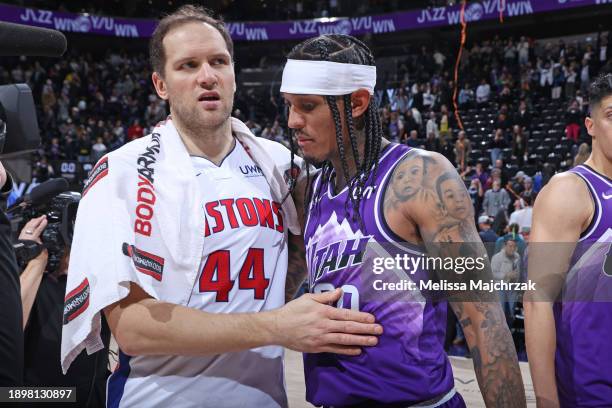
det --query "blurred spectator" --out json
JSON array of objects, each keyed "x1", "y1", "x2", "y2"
[
  {"x1": 476, "y1": 79, "x2": 491, "y2": 106},
  {"x1": 438, "y1": 105, "x2": 451, "y2": 140},
  {"x1": 495, "y1": 112, "x2": 512, "y2": 132},
  {"x1": 267, "y1": 120, "x2": 286, "y2": 144},
  {"x1": 494, "y1": 223, "x2": 527, "y2": 255},
  {"x1": 412, "y1": 84, "x2": 424, "y2": 111},
  {"x1": 482, "y1": 179, "x2": 511, "y2": 217},
  {"x1": 580, "y1": 58, "x2": 591, "y2": 94},
  {"x1": 522, "y1": 176, "x2": 535, "y2": 196},
  {"x1": 513, "y1": 100, "x2": 532, "y2": 130},
  {"x1": 261, "y1": 123, "x2": 273, "y2": 139},
  {"x1": 509, "y1": 191, "x2": 534, "y2": 231},
  {"x1": 145, "y1": 99, "x2": 167, "y2": 125},
  {"x1": 533, "y1": 163, "x2": 555, "y2": 192},
  {"x1": 511, "y1": 125, "x2": 527, "y2": 167},
  {"x1": 127, "y1": 119, "x2": 144, "y2": 141},
  {"x1": 498, "y1": 85, "x2": 513, "y2": 106},
  {"x1": 458, "y1": 83, "x2": 474, "y2": 108},
  {"x1": 410, "y1": 106, "x2": 423, "y2": 128},
  {"x1": 468, "y1": 179, "x2": 484, "y2": 217},
  {"x1": 494, "y1": 159, "x2": 511, "y2": 186},
  {"x1": 48, "y1": 138, "x2": 63, "y2": 160},
  {"x1": 573, "y1": 142, "x2": 591, "y2": 166},
  {"x1": 551, "y1": 65, "x2": 565, "y2": 100},
  {"x1": 76, "y1": 131, "x2": 91, "y2": 163},
  {"x1": 518, "y1": 36, "x2": 530, "y2": 65},
  {"x1": 406, "y1": 130, "x2": 420, "y2": 148},
  {"x1": 425, "y1": 111, "x2": 439, "y2": 140},
  {"x1": 539, "y1": 60, "x2": 553, "y2": 96},
  {"x1": 32, "y1": 157, "x2": 55, "y2": 182},
  {"x1": 245, "y1": 119, "x2": 262, "y2": 136},
  {"x1": 391, "y1": 87, "x2": 409, "y2": 113},
  {"x1": 454, "y1": 131, "x2": 471, "y2": 171},
  {"x1": 565, "y1": 99, "x2": 582, "y2": 142},
  {"x1": 490, "y1": 129, "x2": 508, "y2": 164},
  {"x1": 422, "y1": 84, "x2": 436, "y2": 110},
  {"x1": 403, "y1": 109, "x2": 419, "y2": 136},
  {"x1": 41, "y1": 79, "x2": 57, "y2": 111},
  {"x1": 472, "y1": 162, "x2": 490, "y2": 188},
  {"x1": 491, "y1": 238, "x2": 521, "y2": 325},
  {"x1": 438, "y1": 135, "x2": 455, "y2": 164},
  {"x1": 388, "y1": 111, "x2": 404, "y2": 142},
  {"x1": 91, "y1": 137, "x2": 108, "y2": 162},
  {"x1": 564, "y1": 63, "x2": 578, "y2": 99},
  {"x1": 510, "y1": 170, "x2": 527, "y2": 196},
  {"x1": 478, "y1": 215, "x2": 498, "y2": 244}
]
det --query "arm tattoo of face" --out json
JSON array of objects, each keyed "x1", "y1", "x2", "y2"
[
  {"x1": 384, "y1": 152, "x2": 435, "y2": 211},
  {"x1": 417, "y1": 157, "x2": 526, "y2": 407}
]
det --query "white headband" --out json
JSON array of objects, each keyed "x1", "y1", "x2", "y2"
[{"x1": 280, "y1": 59, "x2": 376, "y2": 96}]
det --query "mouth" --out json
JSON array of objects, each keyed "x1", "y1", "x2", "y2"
[
  {"x1": 455, "y1": 206, "x2": 467, "y2": 215},
  {"x1": 295, "y1": 132, "x2": 314, "y2": 147},
  {"x1": 198, "y1": 92, "x2": 221, "y2": 109},
  {"x1": 198, "y1": 92, "x2": 220, "y2": 102}
]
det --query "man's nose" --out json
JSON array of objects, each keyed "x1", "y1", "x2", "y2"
[
  {"x1": 197, "y1": 64, "x2": 217, "y2": 87},
  {"x1": 287, "y1": 107, "x2": 304, "y2": 129}
]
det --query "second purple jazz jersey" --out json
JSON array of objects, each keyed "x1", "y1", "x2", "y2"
[
  {"x1": 303, "y1": 144, "x2": 462, "y2": 407},
  {"x1": 554, "y1": 165, "x2": 612, "y2": 408}
]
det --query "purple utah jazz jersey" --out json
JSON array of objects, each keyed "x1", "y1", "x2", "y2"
[
  {"x1": 554, "y1": 165, "x2": 612, "y2": 407},
  {"x1": 303, "y1": 144, "x2": 456, "y2": 407}
]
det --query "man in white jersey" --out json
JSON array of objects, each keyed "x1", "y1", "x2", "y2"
[{"x1": 60, "y1": 5, "x2": 381, "y2": 408}]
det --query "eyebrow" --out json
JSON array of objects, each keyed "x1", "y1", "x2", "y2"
[{"x1": 173, "y1": 52, "x2": 230, "y2": 64}]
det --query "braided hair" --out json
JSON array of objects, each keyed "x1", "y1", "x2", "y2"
[{"x1": 285, "y1": 34, "x2": 384, "y2": 226}]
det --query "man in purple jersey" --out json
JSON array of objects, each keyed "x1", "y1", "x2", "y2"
[
  {"x1": 525, "y1": 74, "x2": 612, "y2": 407},
  {"x1": 281, "y1": 34, "x2": 525, "y2": 408}
]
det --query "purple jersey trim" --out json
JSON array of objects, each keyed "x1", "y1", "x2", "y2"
[
  {"x1": 374, "y1": 145, "x2": 426, "y2": 254},
  {"x1": 571, "y1": 170, "x2": 602, "y2": 242}
]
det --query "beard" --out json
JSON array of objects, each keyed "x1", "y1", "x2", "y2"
[{"x1": 169, "y1": 93, "x2": 233, "y2": 133}]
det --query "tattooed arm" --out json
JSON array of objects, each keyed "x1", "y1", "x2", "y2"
[
  {"x1": 286, "y1": 233, "x2": 307, "y2": 302},
  {"x1": 524, "y1": 174, "x2": 590, "y2": 408},
  {"x1": 285, "y1": 166, "x2": 315, "y2": 303},
  {"x1": 385, "y1": 150, "x2": 526, "y2": 408}
]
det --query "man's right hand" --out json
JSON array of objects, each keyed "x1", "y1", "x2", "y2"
[
  {"x1": 271, "y1": 288, "x2": 382, "y2": 355},
  {"x1": 0, "y1": 161, "x2": 6, "y2": 190}
]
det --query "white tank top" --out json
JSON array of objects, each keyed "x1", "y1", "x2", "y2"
[{"x1": 111, "y1": 140, "x2": 288, "y2": 408}]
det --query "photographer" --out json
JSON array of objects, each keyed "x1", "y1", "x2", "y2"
[
  {"x1": 19, "y1": 213, "x2": 110, "y2": 407},
  {"x1": 0, "y1": 160, "x2": 24, "y2": 386}
]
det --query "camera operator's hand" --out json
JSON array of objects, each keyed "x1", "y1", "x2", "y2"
[
  {"x1": 19, "y1": 215, "x2": 48, "y2": 267},
  {"x1": 19, "y1": 215, "x2": 48, "y2": 329},
  {"x1": 19, "y1": 215, "x2": 47, "y2": 245}
]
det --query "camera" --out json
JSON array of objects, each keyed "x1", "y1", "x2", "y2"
[
  {"x1": 0, "y1": 83, "x2": 40, "y2": 155},
  {"x1": 14, "y1": 191, "x2": 80, "y2": 272}
]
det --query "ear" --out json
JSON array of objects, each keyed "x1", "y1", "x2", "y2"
[
  {"x1": 585, "y1": 115, "x2": 595, "y2": 138},
  {"x1": 350, "y1": 88, "x2": 371, "y2": 119},
  {"x1": 152, "y1": 72, "x2": 169, "y2": 100}
]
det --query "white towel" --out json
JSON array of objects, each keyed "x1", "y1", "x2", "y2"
[{"x1": 60, "y1": 117, "x2": 305, "y2": 373}]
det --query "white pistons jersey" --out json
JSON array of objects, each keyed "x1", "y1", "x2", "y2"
[{"x1": 107, "y1": 140, "x2": 289, "y2": 408}]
